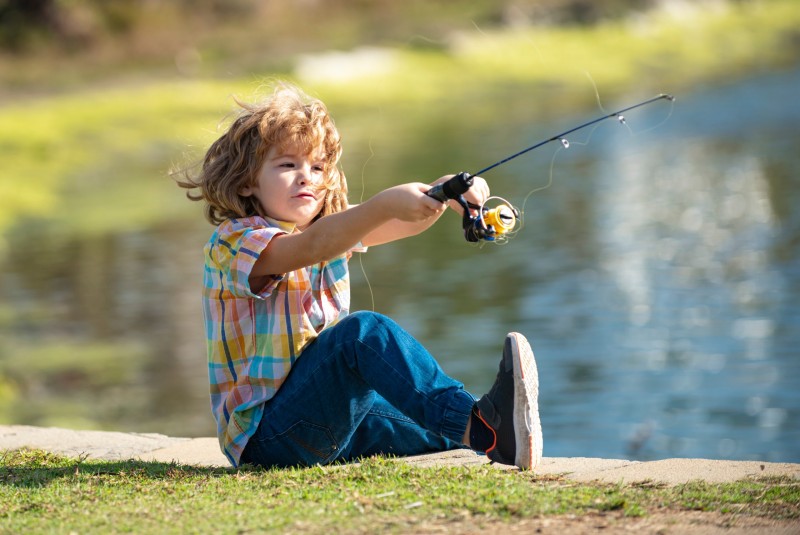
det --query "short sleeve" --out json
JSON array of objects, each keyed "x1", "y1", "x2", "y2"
[
  {"x1": 350, "y1": 241, "x2": 368, "y2": 254},
  {"x1": 205, "y1": 217, "x2": 287, "y2": 298}
]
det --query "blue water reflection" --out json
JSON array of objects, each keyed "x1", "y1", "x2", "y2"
[{"x1": 361, "y1": 68, "x2": 800, "y2": 462}]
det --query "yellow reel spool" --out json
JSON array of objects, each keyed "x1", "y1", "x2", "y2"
[{"x1": 482, "y1": 205, "x2": 517, "y2": 235}]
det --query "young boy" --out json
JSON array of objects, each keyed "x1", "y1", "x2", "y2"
[{"x1": 177, "y1": 82, "x2": 542, "y2": 470}]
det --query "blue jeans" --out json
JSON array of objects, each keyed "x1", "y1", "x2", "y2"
[{"x1": 240, "y1": 311, "x2": 475, "y2": 468}]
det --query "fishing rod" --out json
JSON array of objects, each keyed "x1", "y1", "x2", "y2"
[{"x1": 427, "y1": 93, "x2": 675, "y2": 242}]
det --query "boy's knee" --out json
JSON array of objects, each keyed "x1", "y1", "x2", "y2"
[
  {"x1": 347, "y1": 310, "x2": 389, "y2": 327},
  {"x1": 343, "y1": 310, "x2": 398, "y2": 335}
]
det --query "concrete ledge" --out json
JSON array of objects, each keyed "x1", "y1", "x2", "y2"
[{"x1": 2, "y1": 425, "x2": 798, "y2": 486}]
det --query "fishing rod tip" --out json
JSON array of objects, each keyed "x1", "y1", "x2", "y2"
[{"x1": 660, "y1": 93, "x2": 676, "y2": 102}]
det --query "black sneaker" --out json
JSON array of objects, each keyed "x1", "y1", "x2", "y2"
[{"x1": 475, "y1": 332, "x2": 542, "y2": 470}]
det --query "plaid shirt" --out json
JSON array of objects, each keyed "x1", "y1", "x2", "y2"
[{"x1": 203, "y1": 216, "x2": 351, "y2": 466}]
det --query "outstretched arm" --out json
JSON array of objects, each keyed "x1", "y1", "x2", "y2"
[{"x1": 248, "y1": 182, "x2": 444, "y2": 286}]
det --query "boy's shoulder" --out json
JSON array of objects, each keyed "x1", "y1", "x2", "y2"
[
  {"x1": 216, "y1": 216, "x2": 296, "y2": 234},
  {"x1": 206, "y1": 217, "x2": 296, "y2": 257},
  {"x1": 216, "y1": 216, "x2": 266, "y2": 232}
]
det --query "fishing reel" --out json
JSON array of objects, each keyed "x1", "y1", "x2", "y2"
[
  {"x1": 427, "y1": 172, "x2": 520, "y2": 243},
  {"x1": 471, "y1": 201, "x2": 519, "y2": 242}
]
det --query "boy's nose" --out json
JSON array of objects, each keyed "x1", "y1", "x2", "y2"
[
  {"x1": 296, "y1": 165, "x2": 319, "y2": 186},
  {"x1": 295, "y1": 167, "x2": 310, "y2": 184}
]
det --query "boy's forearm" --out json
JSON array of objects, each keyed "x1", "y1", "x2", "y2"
[
  {"x1": 306, "y1": 199, "x2": 392, "y2": 256},
  {"x1": 360, "y1": 181, "x2": 464, "y2": 246},
  {"x1": 361, "y1": 211, "x2": 446, "y2": 247}
]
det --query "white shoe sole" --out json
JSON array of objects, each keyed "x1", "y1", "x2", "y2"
[{"x1": 508, "y1": 332, "x2": 543, "y2": 470}]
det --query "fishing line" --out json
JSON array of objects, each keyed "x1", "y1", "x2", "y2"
[
  {"x1": 516, "y1": 102, "x2": 608, "y2": 228},
  {"x1": 514, "y1": 143, "x2": 565, "y2": 237},
  {"x1": 469, "y1": 20, "x2": 491, "y2": 39},
  {"x1": 586, "y1": 71, "x2": 609, "y2": 116},
  {"x1": 356, "y1": 139, "x2": 376, "y2": 312}
]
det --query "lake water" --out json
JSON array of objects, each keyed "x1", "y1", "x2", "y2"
[{"x1": 2, "y1": 67, "x2": 798, "y2": 463}]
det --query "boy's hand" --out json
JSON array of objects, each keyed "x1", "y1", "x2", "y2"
[
  {"x1": 376, "y1": 183, "x2": 447, "y2": 222},
  {"x1": 460, "y1": 175, "x2": 490, "y2": 214}
]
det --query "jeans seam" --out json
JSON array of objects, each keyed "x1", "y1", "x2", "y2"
[{"x1": 369, "y1": 408, "x2": 415, "y2": 423}]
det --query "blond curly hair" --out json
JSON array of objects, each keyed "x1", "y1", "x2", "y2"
[{"x1": 176, "y1": 83, "x2": 348, "y2": 225}]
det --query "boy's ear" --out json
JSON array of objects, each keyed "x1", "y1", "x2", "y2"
[{"x1": 239, "y1": 184, "x2": 254, "y2": 197}]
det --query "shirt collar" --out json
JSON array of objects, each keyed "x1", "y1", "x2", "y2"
[{"x1": 263, "y1": 216, "x2": 298, "y2": 233}]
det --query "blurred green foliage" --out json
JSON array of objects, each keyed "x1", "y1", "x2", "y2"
[
  {"x1": 0, "y1": 0, "x2": 671, "y2": 91},
  {"x1": 1, "y1": 0, "x2": 797, "y2": 240},
  {"x1": 0, "y1": 0, "x2": 656, "y2": 51}
]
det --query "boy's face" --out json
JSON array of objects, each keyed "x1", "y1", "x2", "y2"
[{"x1": 242, "y1": 143, "x2": 327, "y2": 230}]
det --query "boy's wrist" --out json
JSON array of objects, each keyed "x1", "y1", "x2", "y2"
[{"x1": 369, "y1": 189, "x2": 401, "y2": 220}]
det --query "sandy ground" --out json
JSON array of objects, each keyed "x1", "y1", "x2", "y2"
[{"x1": 404, "y1": 512, "x2": 800, "y2": 535}]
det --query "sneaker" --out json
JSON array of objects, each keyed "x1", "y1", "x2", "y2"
[{"x1": 475, "y1": 332, "x2": 542, "y2": 470}]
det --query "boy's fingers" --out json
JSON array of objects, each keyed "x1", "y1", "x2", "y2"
[{"x1": 422, "y1": 193, "x2": 444, "y2": 209}]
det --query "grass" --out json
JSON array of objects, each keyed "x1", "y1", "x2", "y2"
[{"x1": 1, "y1": 449, "x2": 798, "y2": 534}]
